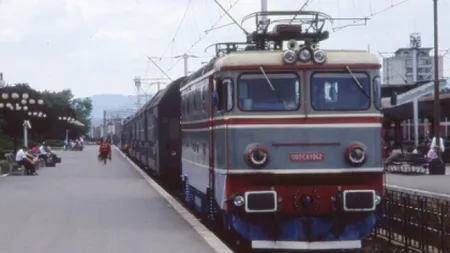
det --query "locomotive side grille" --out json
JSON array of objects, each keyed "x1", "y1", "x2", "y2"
[
  {"x1": 245, "y1": 191, "x2": 277, "y2": 213},
  {"x1": 343, "y1": 190, "x2": 376, "y2": 212}
]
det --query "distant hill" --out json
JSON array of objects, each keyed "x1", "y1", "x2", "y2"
[{"x1": 87, "y1": 94, "x2": 147, "y2": 126}]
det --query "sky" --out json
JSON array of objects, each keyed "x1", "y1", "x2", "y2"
[{"x1": 0, "y1": 0, "x2": 449, "y2": 98}]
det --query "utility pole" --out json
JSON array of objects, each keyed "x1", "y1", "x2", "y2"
[
  {"x1": 133, "y1": 76, "x2": 170, "y2": 108},
  {"x1": 433, "y1": 0, "x2": 441, "y2": 157},
  {"x1": 134, "y1": 76, "x2": 142, "y2": 108},
  {"x1": 103, "y1": 110, "x2": 107, "y2": 139},
  {"x1": 410, "y1": 32, "x2": 421, "y2": 147},
  {"x1": 174, "y1": 53, "x2": 197, "y2": 76},
  {"x1": 260, "y1": 0, "x2": 269, "y2": 31}
]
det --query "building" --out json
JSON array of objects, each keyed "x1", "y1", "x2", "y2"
[
  {"x1": 93, "y1": 126, "x2": 102, "y2": 139},
  {"x1": 382, "y1": 33, "x2": 444, "y2": 85}
]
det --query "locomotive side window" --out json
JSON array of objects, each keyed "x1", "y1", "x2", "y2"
[
  {"x1": 237, "y1": 73, "x2": 300, "y2": 111},
  {"x1": 373, "y1": 76, "x2": 381, "y2": 110},
  {"x1": 310, "y1": 72, "x2": 370, "y2": 110},
  {"x1": 214, "y1": 78, "x2": 233, "y2": 111},
  {"x1": 201, "y1": 85, "x2": 206, "y2": 113}
]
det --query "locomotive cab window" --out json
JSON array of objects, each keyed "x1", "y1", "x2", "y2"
[
  {"x1": 310, "y1": 72, "x2": 370, "y2": 110},
  {"x1": 237, "y1": 73, "x2": 300, "y2": 111},
  {"x1": 214, "y1": 78, "x2": 233, "y2": 111}
]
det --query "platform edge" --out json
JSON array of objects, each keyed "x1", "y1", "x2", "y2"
[{"x1": 113, "y1": 146, "x2": 233, "y2": 253}]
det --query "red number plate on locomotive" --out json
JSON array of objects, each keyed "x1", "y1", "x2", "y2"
[{"x1": 289, "y1": 152, "x2": 325, "y2": 162}]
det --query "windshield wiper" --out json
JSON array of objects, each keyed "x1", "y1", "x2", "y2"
[
  {"x1": 345, "y1": 66, "x2": 370, "y2": 99},
  {"x1": 259, "y1": 66, "x2": 288, "y2": 110}
]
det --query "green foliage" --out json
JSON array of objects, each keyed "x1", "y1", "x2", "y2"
[
  {"x1": 44, "y1": 139, "x2": 64, "y2": 147},
  {"x1": 71, "y1": 97, "x2": 93, "y2": 133},
  {"x1": 41, "y1": 89, "x2": 74, "y2": 109},
  {"x1": 0, "y1": 83, "x2": 93, "y2": 145}
]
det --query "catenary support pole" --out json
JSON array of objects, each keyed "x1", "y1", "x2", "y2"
[{"x1": 433, "y1": 0, "x2": 441, "y2": 157}]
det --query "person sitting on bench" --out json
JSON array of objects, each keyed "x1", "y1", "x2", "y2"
[
  {"x1": 38, "y1": 142, "x2": 52, "y2": 163},
  {"x1": 16, "y1": 146, "x2": 38, "y2": 175},
  {"x1": 426, "y1": 146, "x2": 442, "y2": 163}
]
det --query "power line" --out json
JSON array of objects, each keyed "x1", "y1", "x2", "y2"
[
  {"x1": 333, "y1": 0, "x2": 413, "y2": 32},
  {"x1": 159, "y1": 0, "x2": 193, "y2": 59},
  {"x1": 144, "y1": 0, "x2": 192, "y2": 77},
  {"x1": 165, "y1": 0, "x2": 241, "y2": 74}
]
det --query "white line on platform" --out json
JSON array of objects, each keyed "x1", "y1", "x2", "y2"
[
  {"x1": 385, "y1": 184, "x2": 450, "y2": 200},
  {"x1": 114, "y1": 146, "x2": 233, "y2": 253}
]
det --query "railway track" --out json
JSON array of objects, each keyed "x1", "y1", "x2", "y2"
[{"x1": 123, "y1": 151, "x2": 448, "y2": 252}]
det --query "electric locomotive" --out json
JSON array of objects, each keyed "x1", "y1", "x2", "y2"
[
  {"x1": 123, "y1": 10, "x2": 384, "y2": 251},
  {"x1": 180, "y1": 11, "x2": 383, "y2": 250}
]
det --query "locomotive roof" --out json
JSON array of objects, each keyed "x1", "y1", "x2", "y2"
[
  {"x1": 181, "y1": 49, "x2": 380, "y2": 89},
  {"x1": 214, "y1": 49, "x2": 380, "y2": 69}
]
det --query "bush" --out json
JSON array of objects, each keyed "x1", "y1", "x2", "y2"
[{"x1": 44, "y1": 139, "x2": 64, "y2": 147}]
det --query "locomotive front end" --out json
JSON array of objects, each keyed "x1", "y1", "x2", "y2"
[{"x1": 215, "y1": 47, "x2": 384, "y2": 250}]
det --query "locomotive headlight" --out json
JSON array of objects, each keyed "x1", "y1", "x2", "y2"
[
  {"x1": 170, "y1": 151, "x2": 176, "y2": 156},
  {"x1": 298, "y1": 48, "x2": 312, "y2": 62},
  {"x1": 283, "y1": 50, "x2": 297, "y2": 64},
  {"x1": 233, "y1": 195, "x2": 245, "y2": 207},
  {"x1": 313, "y1": 50, "x2": 326, "y2": 64},
  {"x1": 246, "y1": 144, "x2": 269, "y2": 168},
  {"x1": 375, "y1": 192, "x2": 382, "y2": 205},
  {"x1": 344, "y1": 144, "x2": 367, "y2": 167}
]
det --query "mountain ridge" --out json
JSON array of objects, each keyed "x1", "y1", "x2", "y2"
[{"x1": 87, "y1": 94, "x2": 147, "y2": 126}]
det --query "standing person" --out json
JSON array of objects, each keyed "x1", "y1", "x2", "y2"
[
  {"x1": 430, "y1": 136, "x2": 445, "y2": 152},
  {"x1": 98, "y1": 138, "x2": 111, "y2": 164}
]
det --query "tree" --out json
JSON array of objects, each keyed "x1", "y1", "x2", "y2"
[
  {"x1": 71, "y1": 97, "x2": 93, "y2": 134},
  {"x1": 0, "y1": 85, "x2": 90, "y2": 150}
]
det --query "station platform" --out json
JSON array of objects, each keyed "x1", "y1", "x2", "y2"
[
  {"x1": 386, "y1": 166, "x2": 450, "y2": 196},
  {"x1": 0, "y1": 146, "x2": 231, "y2": 253}
]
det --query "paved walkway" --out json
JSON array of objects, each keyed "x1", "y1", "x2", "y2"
[
  {"x1": 386, "y1": 166, "x2": 450, "y2": 195},
  {"x1": 0, "y1": 146, "x2": 227, "y2": 253}
]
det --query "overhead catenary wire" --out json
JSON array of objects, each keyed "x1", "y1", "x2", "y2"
[
  {"x1": 165, "y1": 0, "x2": 241, "y2": 74},
  {"x1": 143, "y1": 0, "x2": 192, "y2": 76},
  {"x1": 332, "y1": 0, "x2": 413, "y2": 32},
  {"x1": 159, "y1": 0, "x2": 193, "y2": 60}
]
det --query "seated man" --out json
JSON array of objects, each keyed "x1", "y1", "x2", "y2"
[
  {"x1": 16, "y1": 146, "x2": 38, "y2": 175},
  {"x1": 45, "y1": 145, "x2": 60, "y2": 163},
  {"x1": 426, "y1": 146, "x2": 440, "y2": 162},
  {"x1": 39, "y1": 142, "x2": 51, "y2": 162},
  {"x1": 384, "y1": 145, "x2": 403, "y2": 164}
]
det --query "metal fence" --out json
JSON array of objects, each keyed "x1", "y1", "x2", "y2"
[{"x1": 373, "y1": 189, "x2": 450, "y2": 252}]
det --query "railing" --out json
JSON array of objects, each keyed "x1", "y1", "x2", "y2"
[{"x1": 373, "y1": 188, "x2": 450, "y2": 252}]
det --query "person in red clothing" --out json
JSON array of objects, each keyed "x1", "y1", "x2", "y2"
[{"x1": 98, "y1": 138, "x2": 111, "y2": 164}]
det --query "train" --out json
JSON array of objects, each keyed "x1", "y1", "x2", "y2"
[{"x1": 121, "y1": 11, "x2": 384, "y2": 251}]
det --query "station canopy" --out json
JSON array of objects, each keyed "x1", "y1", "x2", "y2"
[{"x1": 382, "y1": 79, "x2": 450, "y2": 121}]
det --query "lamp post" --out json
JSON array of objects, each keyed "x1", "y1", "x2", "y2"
[
  {"x1": 0, "y1": 73, "x2": 5, "y2": 88},
  {"x1": 58, "y1": 116, "x2": 75, "y2": 144}
]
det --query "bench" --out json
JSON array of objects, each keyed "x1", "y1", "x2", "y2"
[
  {"x1": 384, "y1": 153, "x2": 429, "y2": 174},
  {"x1": 4, "y1": 153, "x2": 25, "y2": 176}
]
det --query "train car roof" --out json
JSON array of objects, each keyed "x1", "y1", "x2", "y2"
[
  {"x1": 147, "y1": 89, "x2": 164, "y2": 109},
  {"x1": 214, "y1": 49, "x2": 380, "y2": 69},
  {"x1": 147, "y1": 76, "x2": 187, "y2": 109}
]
